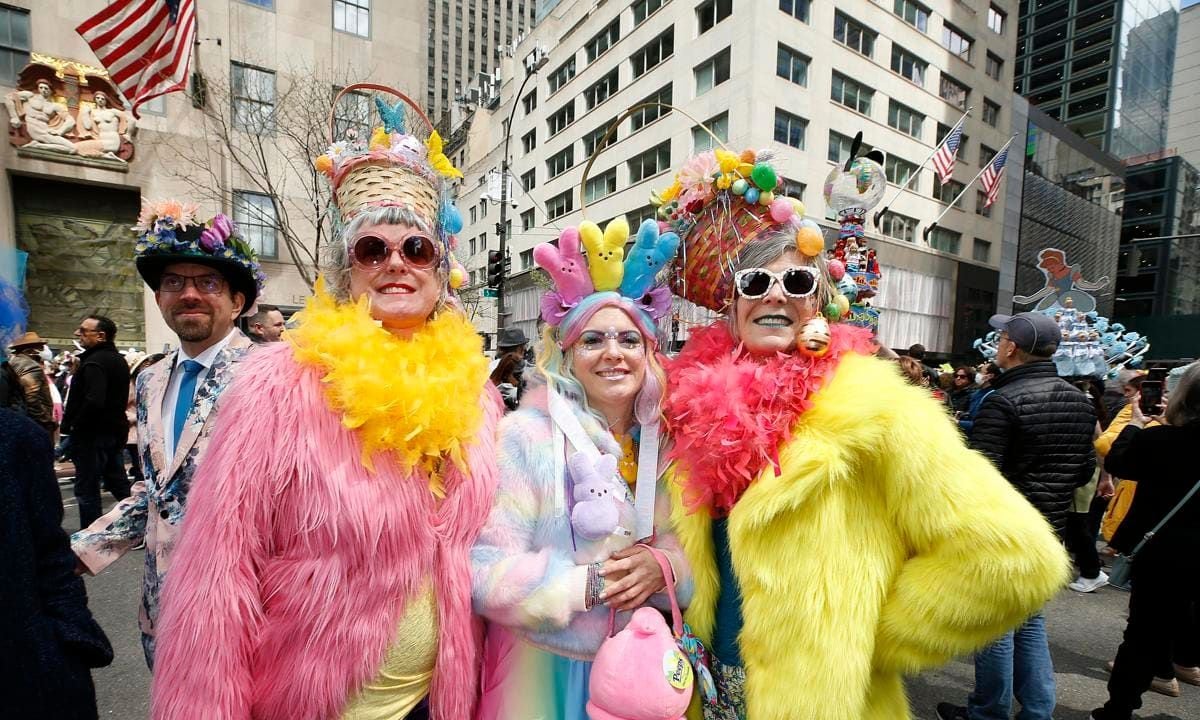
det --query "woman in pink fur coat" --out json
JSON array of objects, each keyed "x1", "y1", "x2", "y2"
[{"x1": 149, "y1": 94, "x2": 500, "y2": 720}]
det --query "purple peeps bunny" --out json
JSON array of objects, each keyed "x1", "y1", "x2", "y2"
[{"x1": 568, "y1": 452, "x2": 621, "y2": 540}]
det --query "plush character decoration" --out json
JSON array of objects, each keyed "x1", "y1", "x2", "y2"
[
  {"x1": 580, "y1": 219, "x2": 629, "y2": 292},
  {"x1": 569, "y1": 452, "x2": 622, "y2": 540},
  {"x1": 796, "y1": 316, "x2": 831, "y2": 357},
  {"x1": 587, "y1": 606, "x2": 693, "y2": 720},
  {"x1": 535, "y1": 227, "x2": 595, "y2": 305},
  {"x1": 620, "y1": 219, "x2": 680, "y2": 300}
]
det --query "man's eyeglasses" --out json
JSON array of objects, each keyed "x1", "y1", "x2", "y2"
[{"x1": 160, "y1": 273, "x2": 226, "y2": 295}]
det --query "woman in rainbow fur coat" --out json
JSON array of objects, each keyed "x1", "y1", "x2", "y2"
[
  {"x1": 471, "y1": 219, "x2": 692, "y2": 719},
  {"x1": 150, "y1": 93, "x2": 499, "y2": 720},
  {"x1": 657, "y1": 156, "x2": 1068, "y2": 719}
]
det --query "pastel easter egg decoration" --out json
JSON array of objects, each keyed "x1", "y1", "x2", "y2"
[
  {"x1": 448, "y1": 265, "x2": 467, "y2": 290},
  {"x1": 796, "y1": 316, "x2": 832, "y2": 357},
  {"x1": 745, "y1": 187, "x2": 760, "y2": 204},
  {"x1": 442, "y1": 203, "x2": 464, "y2": 234},
  {"x1": 769, "y1": 197, "x2": 794, "y2": 223},
  {"x1": 799, "y1": 218, "x2": 822, "y2": 233},
  {"x1": 732, "y1": 178, "x2": 748, "y2": 196},
  {"x1": 827, "y1": 258, "x2": 846, "y2": 281},
  {"x1": 751, "y1": 162, "x2": 777, "y2": 192},
  {"x1": 823, "y1": 302, "x2": 841, "y2": 321},
  {"x1": 758, "y1": 190, "x2": 775, "y2": 206},
  {"x1": 833, "y1": 293, "x2": 851, "y2": 317},
  {"x1": 788, "y1": 197, "x2": 806, "y2": 218},
  {"x1": 838, "y1": 275, "x2": 858, "y2": 300},
  {"x1": 795, "y1": 226, "x2": 824, "y2": 257}
]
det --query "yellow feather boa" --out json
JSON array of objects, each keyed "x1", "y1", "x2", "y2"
[{"x1": 286, "y1": 281, "x2": 488, "y2": 495}]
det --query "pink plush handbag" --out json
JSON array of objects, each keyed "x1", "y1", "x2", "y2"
[{"x1": 586, "y1": 545, "x2": 713, "y2": 720}]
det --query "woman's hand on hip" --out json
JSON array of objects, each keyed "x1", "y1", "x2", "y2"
[{"x1": 600, "y1": 545, "x2": 667, "y2": 612}]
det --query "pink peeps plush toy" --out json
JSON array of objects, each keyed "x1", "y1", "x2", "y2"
[
  {"x1": 534, "y1": 226, "x2": 595, "y2": 305},
  {"x1": 587, "y1": 607, "x2": 693, "y2": 720},
  {"x1": 569, "y1": 452, "x2": 621, "y2": 540}
]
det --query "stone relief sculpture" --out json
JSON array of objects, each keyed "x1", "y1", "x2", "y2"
[{"x1": 4, "y1": 55, "x2": 137, "y2": 166}]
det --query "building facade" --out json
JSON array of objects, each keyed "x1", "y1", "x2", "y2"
[
  {"x1": 1, "y1": 0, "x2": 426, "y2": 351},
  {"x1": 454, "y1": 0, "x2": 1023, "y2": 355},
  {"x1": 1167, "y1": 3, "x2": 1200, "y2": 168}
]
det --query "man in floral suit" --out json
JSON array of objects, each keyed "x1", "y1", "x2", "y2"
[{"x1": 71, "y1": 201, "x2": 264, "y2": 667}]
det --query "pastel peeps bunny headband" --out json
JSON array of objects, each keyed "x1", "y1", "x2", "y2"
[{"x1": 535, "y1": 218, "x2": 680, "y2": 349}]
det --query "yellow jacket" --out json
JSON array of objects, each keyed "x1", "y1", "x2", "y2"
[{"x1": 669, "y1": 353, "x2": 1069, "y2": 720}]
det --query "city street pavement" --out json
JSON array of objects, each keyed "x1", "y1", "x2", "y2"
[{"x1": 66, "y1": 475, "x2": 1196, "y2": 720}]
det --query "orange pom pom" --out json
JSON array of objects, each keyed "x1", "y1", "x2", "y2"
[
  {"x1": 796, "y1": 227, "x2": 824, "y2": 257},
  {"x1": 740, "y1": 149, "x2": 757, "y2": 164},
  {"x1": 314, "y1": 155, "x2": 333, "y2": 174}
]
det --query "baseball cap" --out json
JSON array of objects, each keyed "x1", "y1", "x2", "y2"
[{"x1": 988, "y1": 312, "x2": 1062, "y2": 354}]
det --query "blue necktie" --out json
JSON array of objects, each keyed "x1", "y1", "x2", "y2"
[{"x1": 172, "y1": 360, "x2": 205, "y2": 452}]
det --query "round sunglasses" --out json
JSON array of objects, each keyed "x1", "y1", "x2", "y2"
[
  {"x1": 733, "y1": 266, "x2": 820, "y2": 300},
  {"x1": 349, "y1": 234, "x2": 440, "y2": 270}
]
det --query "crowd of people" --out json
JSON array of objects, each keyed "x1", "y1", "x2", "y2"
[{"x1": 0, "y1": 86, "x2": 1198, "y2": 720}]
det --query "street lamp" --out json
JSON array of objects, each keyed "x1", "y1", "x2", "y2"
[{"x1": 496, "y1": 49, "x2": 549, "y2": 329}]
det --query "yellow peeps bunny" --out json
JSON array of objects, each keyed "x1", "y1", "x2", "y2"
[{"x1": 580, "y1": 218, "x2": 628, "y2": 291}]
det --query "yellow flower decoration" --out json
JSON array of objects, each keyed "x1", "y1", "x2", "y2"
[
  {"x1": 655, "y1": 179, "x2": 682, "y2": 205},
  {"x1": 426, "y1": 130, "x2": 463, "y2": 179},
  {"x1": 714, "y1": 149, "x2": 740, "y2": 175}
]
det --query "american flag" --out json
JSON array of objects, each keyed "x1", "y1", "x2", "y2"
[
  {"x1": 980, "y1": 145, "x2": 1010, "y2": 208},
  {"x1": 77, "y1": 0, "x2": 197, "y2": 118},
  {"x1": 931, "y1": 122, "x2": 964, "y2": 185}
]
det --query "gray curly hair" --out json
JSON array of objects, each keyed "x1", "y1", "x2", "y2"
[
  {"x1": 725, "y1": 226, "x2": 836, "y2": 335},
  {"x1": 322, "y1": 205, "x2": 449, "y2": 309}
]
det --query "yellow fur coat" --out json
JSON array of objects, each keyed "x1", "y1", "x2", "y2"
[{"x1": 669, "y1": 353, "x2": 1069, "y2": 720}]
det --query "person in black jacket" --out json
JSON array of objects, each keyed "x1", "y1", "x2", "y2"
[
  {"x1": 939, "y1": 311, "x2": 1093, "y2": 720},
  {"x1": 1090, "y1": 362, "x2": 1200, "y2": 720},
  {"x1": 0, "y1": 407, "x2": 114, "y2": 719},
  {"x1": 62, "y1": 315, "x2": 131, "y2": 528}
]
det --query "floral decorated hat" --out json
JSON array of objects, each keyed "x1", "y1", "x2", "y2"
[
  {"x1": 133, "y1": 198, "x2": 266, "y2": 315},
  {"x1": 314, "y1": 84, "x2": 468, "y2": 289}
]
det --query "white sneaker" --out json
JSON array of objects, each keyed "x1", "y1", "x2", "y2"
[{"x1": 1069, "y1": 571, "x2": 1109, "y2": 593}]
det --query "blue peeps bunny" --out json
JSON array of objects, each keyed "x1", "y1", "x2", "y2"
[{"x1": 620, "y1": 219, "x2": 680, "y2": 299}]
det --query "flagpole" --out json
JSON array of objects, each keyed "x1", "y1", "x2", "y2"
[
  {"x1": 921, "y1": 133, "x2": 1018, "y2": 244},
  {"x1": 872, "y1": 108, "x2": 971, "y2": 227}
]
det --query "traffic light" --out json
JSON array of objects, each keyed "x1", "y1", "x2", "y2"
[{"x1": 487, "y1": 250, "x2": 504, "y2": 288}]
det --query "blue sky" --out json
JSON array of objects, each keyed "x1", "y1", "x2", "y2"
[{"x1": 1187, "y1": 0, "x2": 1200, "y2": 9}]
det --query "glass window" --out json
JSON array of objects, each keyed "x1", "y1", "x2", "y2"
[
  {"x1": 1074, "y1": 27, "x2": 1111, "y2": 54},
  {"x1": 0, "y1": 4, "x2": 31, "y2": 85},
  {"x1": 520, "y1": 168, "x2": 536, "y2": 191},
  {"x1": 834, "y1": 12, "x2": 875, "y2": 57},
  {"x1": 831, "y1": 71, "x2": 873, "y2": 115},
  {"x1": 1071, "y1": 49, "x2": 1110, "y2": 74},
  {"x1": 979, "y1": 144, "x2": 996, "y2": 166},
  {"x1": 333, "y1": 0, "x2": 370, "y2": 37},
  {"x1": 332, "y1": 88, "x2": 371, "y2": 140},
  {"x1": 522, "y1": 130, "x2": 536, "y2": 154},
  {"x1": 140, "y1": 95, "x2": 166, "y2": 115},
  {"x1": 828, "y1": 130, "x2": 869, "y2": 164},
  {"x1": 781, "y1": 177, "x2": 806, "y2": 200},
  {"x1": 982, "y1": 98, "x2": 1000, "y2": 127},
  {"x1": 233, "y1": 191, "x2": 277, "y2": 259},
  {"x1": 696, "y1": 0, "x2": 732, "y2": 34},
  {"x1": 520, "y1": 248, "x2": 534, "y2": 270},
  {"x1": 547, "y1": 100, "x2": 575, "y2": 136},
  {"x1": 938, "y1": 72, "x2": 969, "y2": 110},
  {"x1": 973, "y1": 238, "x2": 992, "y2": 262},
  {"x1": 975, "y1": 190, "x2": 993, "y2": 217},
  {"x1": 585, "y1": 167, "x2": 618, "y2": 203},
  {"x1": 631, "y1": 27, "x2": 674, "y2": 79},
  {"x1": 546, "y1": 189, "x2": 574, "y2": 220},
  {"x1": 585, "y1": 19, "x2": 620, "y2": 63},
  {"x1": 583, "y1": 119, "x2": 619, "y2": 156},
  {"x1": 777, "y1": 44, "x2": 809, "y2": 86},
  {"x1": 632, "y1": 0, "x2": 664, "y2": 25},
  {"x1": 987, "y1": 5, "x2": 1005, "y2": 34},
  {"x1": 985, "y1": 52, "x2": 1003, "y2": 81},
  {"x1": 548, "y1": 56, "x2": 577, "y2": 93},
  {"x1": 928, "y1": 227, "x2": 962, "y2": 254},
  {"x1": 1070, "y1": 70, "x2": 1108, "y2": 95},
  {"x1": 694, "y1": 47, "x2": 731, "y2": 96},
  {"x1": 934, "y1": 179, "x2": 965, "y2": 207},
  {"x1": 547, "y1": 146, "x2": 575, "y2": 178},
  {"x1": 630, "y1": 84, "x2": 672, "y2": 131},
  {"x1": 693, "y1": 112, "x2": 729, "y2": 152},
  {"x1": 773, "y1": 109, "x2": 807, "y2": 149},
  {"x1": 780, "y1": 0, "x2": 810, "y2": 22},
  {"x1": 584, "y1": 70, "x2": 619, "y2": 110},
  {"x1": 231, "y1": 63, "x2": 276, "y2": 132},
  {"x1": 941, "y1": 23, "x2": 972, "y2": 61},
  {"x1": 885, "y1": 155, "x2": 919, "y2": 187},
  {"x1": 521, "y1": 208, "x2": 535, "y2": 231},
  {"x1": 1067, "y1": 94, "x2": 1106, "y2": 118},
  {"x1": 888, "y1": 100, "x2": 924, "y2": 138},
  {"x1": 628, "y1": 140, "x2": 671, "y2": 183},
  {"x1": 522, "y1": 90, "x2": 537, "y2": 114},
  {"x1": 894, "y1": 0, "x2": 929, "y2": 33},
  {"x1": 879, "y1": 211, "x2": 918, "y2": 243},
  {"x1": 891, "y1": 44, "x2": 927, "y2": 85}
]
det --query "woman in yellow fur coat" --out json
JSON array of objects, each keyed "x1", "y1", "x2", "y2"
[{"x1": 656, "y1": 149, "x2": 1068, "y2": 720}]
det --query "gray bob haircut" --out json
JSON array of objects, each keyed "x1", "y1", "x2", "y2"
[
  {"x1": 1166, "y1": 361, "x2": 1200, "y2": 427},
  {"x1": 322, "y1": 205, "x2": 447, "y2": 305},
  {"x1": 725, "y1": 226, "x2": 836, "y2": 326}
]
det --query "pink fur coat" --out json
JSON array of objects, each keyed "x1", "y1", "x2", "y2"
[{"x1": 150, "y1": 343, "x2": 501, "y2": 720}]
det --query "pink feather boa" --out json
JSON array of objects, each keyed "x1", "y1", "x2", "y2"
[{"x1": 664, "y1": 321, "x2": 876, "y2": 515}]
